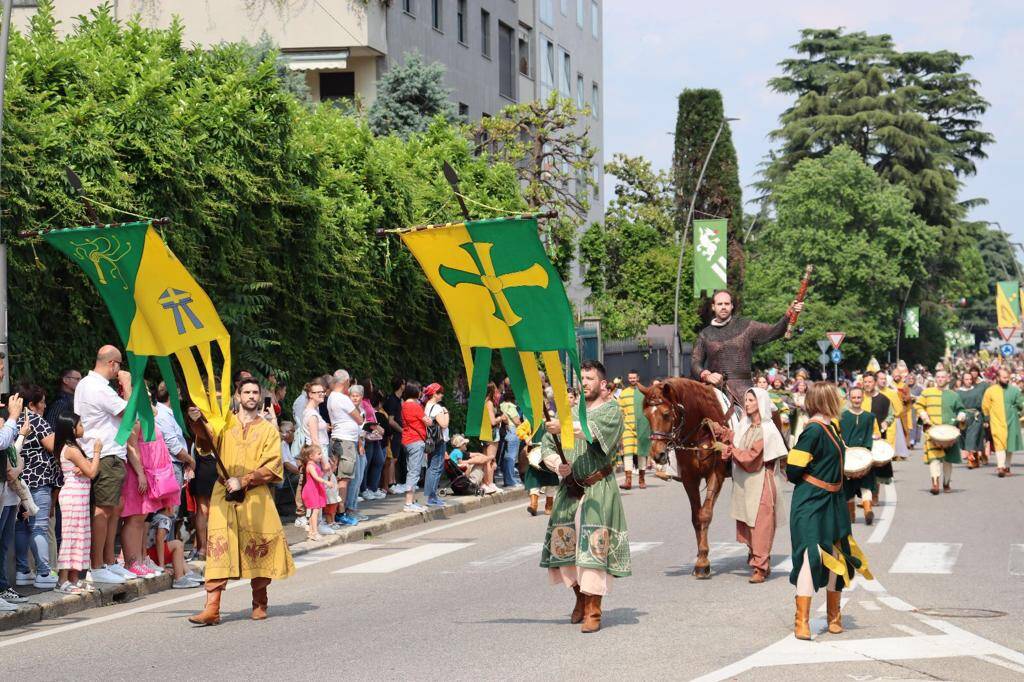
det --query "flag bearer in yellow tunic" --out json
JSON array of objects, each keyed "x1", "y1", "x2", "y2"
[
  {"x1": 188, "y1": 378, "x2": 295, "y2": 625},
  {"x1": 915, "y1": 369, "x2": 966, "y2": 495},
  {"x1": 876, "y1": 372, "x2": 910, "y2": 461},
  {"x1": 617, "y1": 370, "x2": 651, "y2": 491},
  {"x1": 981, "y1": 367, "x2": 1024, "y2": 478}
]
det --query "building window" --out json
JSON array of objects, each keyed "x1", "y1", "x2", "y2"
[
  {"x1": 592, "y1": 163, "x2": 600, "y2": 198},
  {"x1": 457, "y1": 0, "x2": 467, "y2": 43},
  {"x1": 576, "y1": 73, "x2": 585, "y2": 108},
  {"x1": 432, "y1": 0, "x2": 442, "y2": 31},
  {"x1": 499, "y1": 23, "x2": 516, "y2": 100},
  {"x1": 577, "y1": 0, "x2": 584, "y2": 27},
  {"x1": 560, "y1": 0, "x2": 568, "y2": 15},
  {"x1": 591, "y1": 82, "x2": 599, "y2": 118},
  {"x1": 481, "y1": 10, "x2": 491, "y2": 58},
  {"x1": 540, "y1": 36, "x2": 555, "y2": 99},
  {"x1": 591, "y1": 1, "x2": 599, "y2": 38},
  {"x1": 459, "y1": 102, "x2": 469, "y2": 119},
  {"x1": 402, "y1": 0, "x2": 414, "y2": 15},
  {"x1": 518, "y1": 26, "x2": 532, "y2": 77},
  {"x1": 559, "y1": 49, "x2": 571, "y2": 97},
  {"x1": 539, "y1": 0, "x2": 554, "y2": 27},
  {"x1": 320, "y1": 72, "x2": 355, "y2": 101}
]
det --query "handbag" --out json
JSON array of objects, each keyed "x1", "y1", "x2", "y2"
[{"x1": 140, "y1": 433, "x2": 180, "y2": 500}]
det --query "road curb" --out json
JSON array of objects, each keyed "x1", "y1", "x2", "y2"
[{"x1": 0, "y1": 488, "x2": 527, "y2": 632}]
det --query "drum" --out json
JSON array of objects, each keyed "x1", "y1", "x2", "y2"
[
  {"x1": 845, "y1": 447, "x2": 874, "y2": 478},
  {"x1": 928, "y1": 423, "x2": 961, "y2": 449},
  {"x1": 871, "y1": 439, "x2": 894, "y2": 467}
]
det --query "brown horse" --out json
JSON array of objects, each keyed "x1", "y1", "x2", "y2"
[{"x1": 640, "y1": 377, "x2": 729, "y2": 579}]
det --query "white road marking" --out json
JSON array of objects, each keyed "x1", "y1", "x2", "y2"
[
  {"x1": 817, "y1": 597, "x2": 848, "y2": 613},
  {"x1": 455, "y1": 544, "x2": 542, "y2": 573},
  {"x1": 1009, "y1": 544, "x2": 1024, "y2": 576},
  {"x1": 892, "y1": 624, "x2": 927, "y2": 636},
  {"x1": 629, "y1": 541, "x2": 663, "y2": 555},
  {"x1": 772, "y1": 556, "x2": 793, "y2": 573},
  {"x1": 333, "y1": 542, "x2": 474, "y2": 574},
  {"x1": 845, "y1": 575, "x2": 886, "y2": 594},
  {"x1": 859, "y1": 600, "x2": 880, "y2": 611},
  {"x1": 867, "y1": 482, "x2": 896, "y2": 544},
  {"x1": 889, "y1": 542, "x2": 962, "y2": 574},
  {"x1": 976, "y1": 654, "x2": 1024, "y2": 675},
  {"x1": 385, "y1": 503, "x2": 522, "y2": 544},
  {"x1": 877, "y1": 596, "x2": 915, "y2": 612}
]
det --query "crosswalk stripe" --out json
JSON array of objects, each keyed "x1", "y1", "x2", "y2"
[
  {"x1": 629, "y1": 541, "x2": 663, "y2": 555},
  {"x1": 867, "y1": 482, "x2": 897, "y2": 544},
  {"x1": 1009, "y1": 544, "x2": 1024, "y2": 576},
  {"x1": 459, "y1": 544, "x2": 542, "y2": 572},
  {"x1": 772, "y1": 556, "x2": 792, "y2": 573},
  {"x1": 889, "y1": 542, "x2": 962, "y2": 574},
  {"x1": 293, "y1": 544, "x2": 370, "y2": 567},
  {"x1": 333, "y1": 542, "x2": 474, "y2": 574},
  {"x1": 859, "y1": 600, "x2": 881, "y2": 611},
  {"x1": 877, "y1": 595, "x2": 915, "y2": 611}
]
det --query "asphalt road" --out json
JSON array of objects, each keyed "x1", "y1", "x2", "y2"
[{"x1": 1, "y1": 454, "x2": 1022, "y2": 681}]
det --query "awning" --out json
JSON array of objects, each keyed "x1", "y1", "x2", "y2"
[{"x1": 284, "y1": 49, "x2": 349, "y2": 72}]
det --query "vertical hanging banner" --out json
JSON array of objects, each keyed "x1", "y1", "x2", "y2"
[
  {"x1": 400, "y1": 216, "x2": 588, "y2": 449},
  {"x1": 903, "y1": 306, "x2": 920, "y2": 338},
  {"x1": 43, "y1": 221, "x2": 232, "y2": 444},
  {"x1": 693, "y1": 218, "x2": 727, "y2": 297},
  {"x1": 996, "y1": 280, "x2": 1021, "y2": 338}
]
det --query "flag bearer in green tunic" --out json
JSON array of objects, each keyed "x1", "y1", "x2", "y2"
[
  {"x1": 981, "y1": 367, "x2": 1024, "y2": 478},
  {"x1": 786, "y1": 382, "x2": 872, "y2": 641},
  {"x1": 541, "y1": 360, "x2": 630, "y2": 634},
  {"x1": 838, "y1": 386, "x2": 880, "y2": 525},
  {"x1": 915, "y1": 369, "x2": 966, "y2": 494},
  {"x1": 957, "y1": 371, "x2": 989, "y2": 469}
]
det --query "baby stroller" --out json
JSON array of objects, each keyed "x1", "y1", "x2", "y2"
[{"x1": 444, "y1": 457, "x2": 480, "y2": 496}]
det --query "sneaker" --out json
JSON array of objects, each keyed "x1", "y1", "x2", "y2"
[
  {"x1": 362, "y1": 490, "x2": 379, "y2": 500},
  {"x1": 107, "y1": 563, "x2": 140, "y2": 581},
  {"x1": 56, "y1": 581, "x2": 84, "y2": 595},
  {"x1": 376, "y1": 488, "x2": 388, "y2": 497},
  {"x1": 353, "y1": 512, "x2": 369, "y2": 521},
  {"x1": 329, "y1": 523, "x2": 343, "y2": 531},
  {"x1": 183, "y1": 570, "x2": 204, "y2": 582},
  {"x1": 0, "y1": 597, "x2": 16, "y2": 612},
  {"x1": 403, "y1": 502, "x2": 426, "y2": 513},
  {"x1": 172, "y1": 576, "x2": 202, "y2": 589},
  {"x1": 33, "y1": 572, "x2": 58, "y2": 588},
  {"x1": 126, "y1": 561, "x2": 154, "y2": 579},
  {"x1": 76, "y1": 581, "x2": 97, "y2": 593},
  {"x1": 485, "y1": 484, "x2": 499, "y2": 495},
  {"x1": 337, "y1": 514, "x2": 359, "y2": 526},
  {"x1": 0, "y1": 588, "x2": 27, "y2": 604},
  {"x1": 15, "y1": 571, "x2": 35, "y2": 586},
  {"x1": 294, "y1": 516, "x2": 309, "y2": 528},
  {"x1": 142, "y1": 558, "x2": 164, "y2": 575},
  {"x1": 357, "y1": 495, "x2": 365, "y2": 502},
  {"x1": 86, "y1": 567, "x2": 126, "y2": 584},
  {"x1": 318, "y1": 523, "x2": 336, "y2": 536},
  {"x1": 426, "y1": 498, "x2": 447, "y2": 508},
  {"x1": 389, "y1": 484, "x2": 407, "y2": 495}
]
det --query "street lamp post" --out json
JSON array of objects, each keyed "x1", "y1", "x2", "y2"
[
  {"x1": 671, "y1": 116, "x2": 738, "y2": 376},
  {"x1": 0, "y1": 0, "x2": 14, "y2": 393}
]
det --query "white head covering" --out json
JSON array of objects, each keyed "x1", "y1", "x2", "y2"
[{"x1": 735, "y1": 387, "x2": 789, "y2": 462}]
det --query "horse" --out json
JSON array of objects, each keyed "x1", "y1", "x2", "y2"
[{"x1": 640, "y1": 377, "x2": 729, "y2": 579}]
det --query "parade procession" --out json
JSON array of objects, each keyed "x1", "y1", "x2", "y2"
[{"x1": 1, "y1": 2, "x2": 1023, "y2": 681}]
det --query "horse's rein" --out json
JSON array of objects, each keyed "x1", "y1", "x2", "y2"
[{"x1": 647, "y1": 396, "x2": 721, "y2": 457}]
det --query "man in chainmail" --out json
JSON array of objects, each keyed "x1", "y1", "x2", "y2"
[{"x1": 692, "y1": 290, "x2": 803, "y2": 400}]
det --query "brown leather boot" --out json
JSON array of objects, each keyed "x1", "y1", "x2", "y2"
[
  {"x1": 188, "y1": 587, "x2": 222, "y2": 626},
  {"x1": 620, "y1": 471, "x2": 632, "y2": 490},
  {"x1": 581, "y1": 594, "x2": 602, "y2": 633},
  {"x1": 638, "y1": 470, "x2": 647, "y2": 489},
  {"x1": 943, "y1": 481, "x2": 951, "y2": 493},
  {"x1": 862, "y1": 500, "x2": 874, "y2": 526},
  {"x1": 847, "y1": 500, "x2": 856, "y2": 524},
  {"x1": 251, "y1": 578, "x2": 269, "y2": 620},
  {"x1": 794, "y1": 596, "x2": 812, "y2": 640},
  {"x1": 930, "y1": 478, "x2": 940, "y2": 495},
  {"x1": 748, "y1": 568, "x2": 766, "y2": 584},
  {"x1": 544, "y1": 496, "x2": 554, "y2": 515},
  {"x1": 527, "y1": 494, "x2": 539, "y2": 516},
  {"x1": 571, "y1": 584, "x2": 585, "y2": 624},
  {"x1": 998, "y1": 467, "x2": 1007, "y2": 478},
  {"x1": 826, "y1": 591, "x2": 843, "y2": 633}
]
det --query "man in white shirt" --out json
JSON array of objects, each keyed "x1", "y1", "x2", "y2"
[
  {"x1": 74, "y1": 345, "x2": 133, "y2": 585},
  {"x1": 327, "y1": 370, "x2": 362, "y2": 526}
]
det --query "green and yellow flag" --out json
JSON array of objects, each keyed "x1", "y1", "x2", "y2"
[
  {"x1": 996, "y1": 280, "x2": 1021, "y2": 337},
  {"x1": 44, "y1": 221, "x2": 231, "y2": 443},
  {"x1": 400, "y1": 217, "x2": 588, "y2": 448}
]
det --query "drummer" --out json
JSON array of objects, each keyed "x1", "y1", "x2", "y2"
[
  {"x1": 915, "y1": 369, "x2": 966, "y2": 495},
  {"x1": 860, "y1": 373, "x2": 895, "y2": 488},
  {"x1": 839, "y1": 387, "x2": 880, "y2": 525}
]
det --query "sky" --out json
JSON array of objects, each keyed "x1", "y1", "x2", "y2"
[{"x1": 603, "y1": 0, "x2": 1024, "y2": 244}]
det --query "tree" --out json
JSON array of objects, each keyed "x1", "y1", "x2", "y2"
[
  {"x1": 672, "y1": 89, "x2": 745, "y2": 290},
  {"x1": 960, "y1": 224, "x2": 1022, "y2": 339},
  {"x1": 746, "y1": 146, "x2": 938, "y2": 368},
  {"x1": 471, "y1": 94, "x2": 597, "y2": 276},
  {"x1": 367, "y1": 52, "x2": 459, "y2": 137}
]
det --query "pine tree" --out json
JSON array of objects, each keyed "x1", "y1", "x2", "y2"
[{"x1": 368, "y1": 52, "x2": 459, "y2": 137}]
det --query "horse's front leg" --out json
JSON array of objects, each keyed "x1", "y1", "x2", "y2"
[{"x1": 679, "y1": 460, "x2": 708, "y2": 578}]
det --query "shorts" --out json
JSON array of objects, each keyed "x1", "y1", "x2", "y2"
[
  {"x1": 330, "y1": 439, "x2": 358, "y2": 480},
  {"x1": 147, "y1": 544, "x2": 174, "y2": 567},
  {"x1": 92, "y1": 456, "x2": 126, "y2": 508}
]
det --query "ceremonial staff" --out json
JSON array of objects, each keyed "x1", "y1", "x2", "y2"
[
  {"x1": 543, "y1": 403, "x2": 584, "y2": 498},
  {"x1": 785, "y1": 264, "x2": 813, "y2": 340}
]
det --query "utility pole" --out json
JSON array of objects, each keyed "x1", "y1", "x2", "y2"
[
  {"x1": 671, "y1": 116, "x2": 738, "y2": 376},
  {"x1": 0, "y1": 0, "x2": 14, "y2": 393}
]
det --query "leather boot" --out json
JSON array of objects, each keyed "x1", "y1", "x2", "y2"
[
  {"x1": 251, "y1": 578, "x2": 269, "y2": 620},
  {"x1": 581, "y1": 594, "x2": 602, "y2": 633},
  {"x1": 862, "y1": 500, "x2": 874, "y2": 526},
  {"x1": 794, "y1": 596, "x2": 812, "y2": 640},
  {"x1": 188, "y1": 587, "x2": 222, "y2": 626},
  {"x1": 847, "y1": 500, "x2": 856, "y2": 524},
  {"x1": 527, "y1": 494, "x2": 539, "y2": 516},
  {"x1": 571, "y1": 584, "x2": 586, "y2": 624},
  {"x1": 943, "y1": 481, "x2": 951, "y2": 493},
  {"x1": 930, "y1": 478, "x2": 940, "y2": 495},
  {"x1": 620, "y1": 471, "x2": 632, "y2": 490},
  {"x1": 826, "y1": 591, "x2": 843, "y2": 633},
  {"x1": 638, "y1": 470, "x2": 647, "y2": 489},
  {"x1": 998, "y1": 467, "x2": 1007, "y2": 478},
  {"x1": 544, "y1": 496, "x2": 554, "y2": 515}
]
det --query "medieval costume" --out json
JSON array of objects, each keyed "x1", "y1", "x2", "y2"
[
  {"x1": 541, "y1": 400, "x2": 629, "y2": 633},
  {"x1": 617, "y1": 384, "x2": 651, "y2": 490},
  {"x1": 838, "y1": 406, "x2": 879, "y2": 525},
  {"x1": 721, "y1": 388, "x2": 788, "y2": 583},
  {"x1": 879, "y1": 382, "x2": 910, "y2": 461},
  {"x1": 786, "y1": 419, "x2": 872, "y2": 640},
  {"x1": 692, "y1": 313, "x2": 789, "y2": 398},
  {"x1": 189, "y1": 414, "x2": 295, "y2": 625},
  {"x1": 915, "y1": 386, "x2": 965, "y2": 494},
  {"x1": 981, "y1": 381, "x2": 1024, "y2": 477},
  {"x1": 864, "y1": 389, "x2": 894, "y2": 485},
  {"x1": 957, "y1": 380, "x2": 989, "y2": 468},
  {"x1": 524, "y1": 433, "x2": 561, "y2": 516}
]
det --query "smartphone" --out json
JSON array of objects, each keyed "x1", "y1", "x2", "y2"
[
  {"x1": 0, "y1": 393, "x2": 7, "y2": 406},
  {"x1": 263, "y1": 396, "x2": 272, "y2": 411}
]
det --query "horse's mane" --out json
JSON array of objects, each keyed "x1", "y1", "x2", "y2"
[{"x1": 663, "y1": 377, "x2": 726, "y2": 423}]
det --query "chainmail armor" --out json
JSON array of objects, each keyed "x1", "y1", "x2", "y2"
[{"x1": 691, "y1": 315, "x2": 789, "y2": 396}]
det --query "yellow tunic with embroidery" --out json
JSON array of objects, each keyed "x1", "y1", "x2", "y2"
[
  {"x1": 879, "y1": 387, "x2": 903, "y2": 448},
  {"x1": 205, "y1": 415, "x2": 296, "y2": 581},
  {"x1": 617, "y1": 387, "x2": 639, "y2": 458}
]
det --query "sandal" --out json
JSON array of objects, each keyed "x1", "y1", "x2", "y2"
[
  {"x1": 56, "y1": 581, "x2": 84, "y2": 595},
  {"x1": 307, "y1": 534, "x2": 323, "y2": 542}
]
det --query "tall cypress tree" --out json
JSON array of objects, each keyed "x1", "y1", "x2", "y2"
[{"x1": 672, "y1": 89, "x2": 744, "y2": 296}]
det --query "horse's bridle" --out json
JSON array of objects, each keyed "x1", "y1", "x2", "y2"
[{"x1": 647, "y1": 395, "x2": 718, "y2": 456}]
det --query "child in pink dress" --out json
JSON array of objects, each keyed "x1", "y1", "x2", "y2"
[
  {"x1": 300, "y1": 444, "x2": 333, "y2": 541},
  {"x1": 54, "y1": 413, "x2": 102, "y2": 594}
]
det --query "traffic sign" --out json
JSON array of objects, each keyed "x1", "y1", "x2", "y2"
[
  {"x1": 817, "y1": 339, "x2": 831, "y2": 353},
  {"x1": 827, "y1": 332, "x2": 845, "y2": 350},
  {"x1": 784, "y1": 352, "x2": 793, "y2": 365},
  {"x1": 1001, "y1": 343, "x2": 1015, "y2": 357},
  {"x1": 818, "y1": 352, "x2": 830, "y2": 366},
  {"x1": 998, "y1": 327, "x2": 1017, "y2": 342},
  {"x1": 831, "y1": 349, "x2": 843, "y2": 363}
]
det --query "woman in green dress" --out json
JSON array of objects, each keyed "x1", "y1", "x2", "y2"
[
  {"x1": 957, "y1": 371, "x2": 988, "y2": 468},
  {"x1": 786, "y1": 382, "x2": 872, "y2": 640}
]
